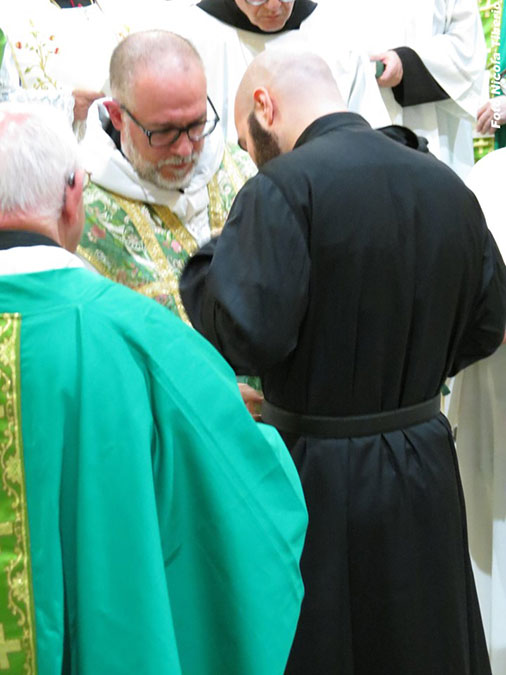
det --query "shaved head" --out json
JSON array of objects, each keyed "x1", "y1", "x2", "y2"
[
  {"x1": 235, "y1": 50, "x2": 346, "y2": 164},
  {"x1": 235, "y1": 50, "x2": 344, "y2": 124}
]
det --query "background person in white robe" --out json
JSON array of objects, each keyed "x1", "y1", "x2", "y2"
[
  {"x1": 448, "y1": 147, "x2": 506, "y2": 674},
  {"x1": 1, "y1": 0, "x2": 132, "y2": 133},
  {"x1": 0, "y1": 26, "x2": 78, "y2": 124},
  {"x1": 348, "y1": 0, "x2": 486, "y2": 179},
  {"x1": 133, "y1": 0, "x2": 391, "y2": 141}
]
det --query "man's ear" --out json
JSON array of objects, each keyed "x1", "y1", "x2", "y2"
[
  {"x1": 59, "y1": 170, "x2": 86, "y2": 252},
  {"x1": 103, "y1": 99, "x2": 123, "y2": 131},
  {"x1": 253, "y1": 87, "x2": 275, "y2": 127}
]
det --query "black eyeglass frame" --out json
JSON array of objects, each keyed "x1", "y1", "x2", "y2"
[{"x1": 118, "y1": 96, "x2": 220, "y2": 147}]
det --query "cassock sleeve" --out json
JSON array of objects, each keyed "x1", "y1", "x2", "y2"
[
  {"x1": 449, "y1": 230, "x2": 506, "y2": 375},
  {"x1": 180, "y1": 173, "x2": 311, "y2": 375},
  {"x1": 391, "y1": 46, "x2": 450, "y2": 107},
  {"x1": 391, "y1": 0, "x2": 485, "y2": 116}
]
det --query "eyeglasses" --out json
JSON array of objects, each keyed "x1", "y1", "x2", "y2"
[
  {"x1": 244, "y1": 0, "x2": 293, "y2": 5},
  {"x1": 119, "y1": 97, "x2": 220, "y2": 148}
]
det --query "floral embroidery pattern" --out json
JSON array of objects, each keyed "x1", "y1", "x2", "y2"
[
  {"x1": 14, "y1": 22, "x2": 60, "y2": 90},
  {"x1": 0, "y1": 314, "x2": 37, "y2": 673},
  {"x1": 79, "y1": 147, "x2": 252, "y2": 321}
]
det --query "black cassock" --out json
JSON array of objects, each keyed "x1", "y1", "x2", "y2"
[{"x1": 180, "y1": 113, "x2": 506, "y2": 675}]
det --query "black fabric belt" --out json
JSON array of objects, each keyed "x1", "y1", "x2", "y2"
[{"x1": 261, "y1": 395, "x2": 441, "y2": 439}]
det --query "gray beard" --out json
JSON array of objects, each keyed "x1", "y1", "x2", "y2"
[
  {"x1": 136, "y1": 163, "x2": 196, "y2": 190},
  {"x1": 121, "y1": 125, "x2": 199, "y2": 190}
]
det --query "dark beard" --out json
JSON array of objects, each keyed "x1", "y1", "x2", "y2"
[{"x1": 248, "y1": 112, "x2": 281, "y2": 167}]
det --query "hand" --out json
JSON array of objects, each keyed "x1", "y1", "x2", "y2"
[
  {"x1": 238, "y1": 383, "x2": 264, "y2": 422},
  {"x1": 476, "y1": 96, "x2": 506, "y2": 134},
  {"x1": 370, "y1": 51, "x2": 403, "y2": 88},
  {"x1": 72, "y1": 89, "x2": 104, "y2": 123}
]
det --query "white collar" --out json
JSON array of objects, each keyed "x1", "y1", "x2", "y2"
[
  {"x1": 81, "y1": 100, "x2": 224, "y2": 210},
  {"x1": 0, "y1": 245, "x2": 86, "y2": 276}
]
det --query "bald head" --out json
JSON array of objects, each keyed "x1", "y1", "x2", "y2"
[
  {"x1": 236, "y1": 50, "x2": 342, "y2": 110},
  {"x1": 110, "y1": 30, "x2": 204, "y2": 107},
  {"x1": 235, "y1": 50, "x2": 347, "y2": 162}
]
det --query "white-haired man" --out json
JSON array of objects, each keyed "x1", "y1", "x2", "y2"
[
  {"x1": 0, "y1": 101, "x2": 306, "y2": 674},
  {"x1": 180, "y1": 50, "x2": 506, "y2": 675},
  {"x1": 79, "y1": 29, "x2": 249, "y2": 322}
]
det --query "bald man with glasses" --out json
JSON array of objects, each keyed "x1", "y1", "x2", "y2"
[{"x1": 78, "y1": 29, "x2": 250, "y2": 324}]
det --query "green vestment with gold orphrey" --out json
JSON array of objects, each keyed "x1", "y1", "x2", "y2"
[
  {"x1": 0, "y1": 267, "x2": 307, "y2": 674},
  {"x1": 78, "y1": 146, "x2": 251, "y2": 325}
]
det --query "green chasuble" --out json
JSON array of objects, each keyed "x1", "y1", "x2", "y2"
[
  {"x1": 475, "y1": 0, "x2": 506, "y2": 157},
  {"x1": 79, "y1": 146, "x2": 251, "y2": 325},
  {"x1": 496, "y1": 0, "x2": 506, "y2": 149},
  {"x1": 0, "y1": 29, "x2": 6, "y2": 70},
  {"x1": 0, "y1": 267, "x2": 307, "y2": 675}
]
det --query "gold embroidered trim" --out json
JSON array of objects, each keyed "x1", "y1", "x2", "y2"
[
  {"x1": 206, "y1": 174, "x2": 227, "y2": 237},
  {"x1": 223, "y1": 145, "x2": 249, "y2": 195},
  {"x1": 107, "y1": 196, "x2": 196, "y2": 324},
  {"x1": 136, "y1": 280, "x2": 177, "y2": 296},
  {"x1": 151, "y1": 205, "x2": 199, "y2": 257},
  {"x1": 135, "y1": 282, "x2": 191, "y2": 326},
  {"x1": 0, "y1": 314, "x2": 37, "y2": 673},
  {"x1": 76, "y1": 246, "x2": 114, "y2": 280}
]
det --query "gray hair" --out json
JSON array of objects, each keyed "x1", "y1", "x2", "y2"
[
  {"x1": 0, "y1": 102, "x2": 80, "y2": 222},
  {"x1": 110, "y1": 30, "x2": 204, "y2": 107}
]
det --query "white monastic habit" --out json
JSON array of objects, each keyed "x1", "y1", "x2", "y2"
[
  {"x1": 134, "y1": 0, "x2": 391, "y2": 140},
  {"x1": 1, "y1": 0, "x2": 132, "y2": 135},
  {"x1": 0, "y1": 27, "x2": 75, "y2": 121},
  {"x1": 1, "y1": 0, "x2": 123, "y2": 93},
  {"x1": 346, "y1": 0, "x2": 486, "y2": 179},
  {"x1": 448, "y1": 147, "x2": 506, "y2": 674}
]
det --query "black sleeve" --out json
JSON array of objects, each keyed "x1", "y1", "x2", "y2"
[
  {"x1": 391, "y1": 46, "x2": 450, "y2": 107},
  {"x1": 180, "y1": 173, "x2": 310, "y2": 375},
  {"x1": 449, "y1": 230, "x2": 506, "y2": 375},
  {"x1": 376, "y1": 124, "x2": 430, "y2": 152}
]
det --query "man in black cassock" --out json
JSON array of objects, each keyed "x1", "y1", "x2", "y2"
[{"x1": 179, "y1": 50, "x2": 506, "y2": 675}]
